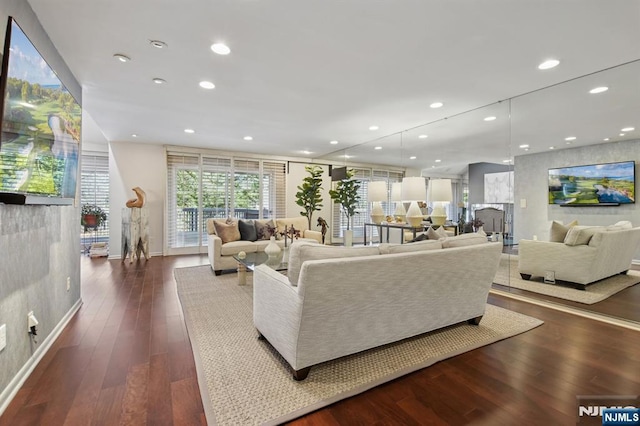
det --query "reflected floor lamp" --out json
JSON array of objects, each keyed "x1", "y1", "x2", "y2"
[{"x1": 427, "y1": 178, "x2": 453, "y2": 226}]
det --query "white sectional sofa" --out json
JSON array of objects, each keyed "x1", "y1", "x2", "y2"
[
  {"x1": 207, "y1": 216, "x2": 323, "y2": 275},
  {"x1": 518, "y1": 225, "x2": 640, "y2": 289},
  {"x1": 253, "y1": 234, "x2": 501, "y2": 380}
]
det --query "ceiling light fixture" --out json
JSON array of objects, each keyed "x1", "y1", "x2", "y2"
[
  {"x1": 484, "y1": 116, "x2": 497, "y2": 121},
  {"x1": 604, "y1": 138, "x2": 610, "y2": 141},
  {"x1": 374, "y1": 146, "x2": 382, "y2": 150},
  {"x1": 301, "y1": 150, "x2": 312, "y2": 155},
  {"x1": 619, "y1": 133, "x2": 625, "y2": 136},
  {"x1": 549, "y1": 146, "x2": 555, "y2": 150},
  {"x1": 538, "y1": 59, "x2": 560, "y2": 70},
  {"x1": 132, "y1": 134, "x2": 138, "y2": 138},
  {"x1": 519, "y1": 144, "x2": 529, "y2": 149},
  {"x1": 330, "y1": 140, "x2": 339, "y2": 145},
  {"x1": 113, "y1": 53, "x2": 131, "y2": 62},
  {"x1": 589, "y1": 86, "x2": 608, "y2": 94},
  {"x1": 211, "y1": 43, "x2": 231, "y2": 55},
  {"x1": 502, "y1": 159, "x2": 511, "y2": 163},
  {"x1": 149, "y1": 40, "x2": 167, "y2": 49},
  {"x1": 243, "y1": 136, "x2": 253, "y2": 141},
  {"x1": 152, "y1": 78, "x2": 167, "y2": 84},
  {"x1": 369, "y1": 125, "x2": 379, "y2": 131},
  {"x1": 409, "y1": 156, "x2": 417, "y2": 160},
  {"x1": 418, "y1": 134, "x2": 428, "y2": 139},
  {"x1": 199, "y1": 81, "x2": 215, "y2": 89},
  {"x1": 565, "y1": 136, "x2": 576, "y2": 141},
  {"x1": 184, "y1": 129, "x2": 195, "y2": 134},
  {"x1": 621, "y1": 127, "x2": 635, "y2": 132},
  {"x1": 430, "y1": 102, "x2": 443, "y2": 108},
  {"x1": 435, "y1": 159, "x2": 442, "y2": 163}
]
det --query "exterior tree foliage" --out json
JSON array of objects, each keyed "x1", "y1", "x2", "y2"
[
  {"x1": 329, "y1": 169, "x2": 361, "y2": 230},
  {"x1": 296, "y1": 165, "x2": 324, "y2": 229}
]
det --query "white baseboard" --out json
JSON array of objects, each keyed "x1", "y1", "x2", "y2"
[{"x1": 0, "y1": 298, "x2": 83, "y2": 417}]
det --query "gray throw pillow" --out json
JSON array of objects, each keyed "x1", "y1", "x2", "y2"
[
  {"x1": 238, "y1": 219, "x2": 257, "y2": 241},
  {"x1": 255, "y1": 219, "x2": 276, "y2": 240}
]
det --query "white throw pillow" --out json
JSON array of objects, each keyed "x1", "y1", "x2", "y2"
[
  {"x1": 441, "y1": 233, "x2": 488, "y2": 248},
  {"x1": 476, "y1": 226, "x2": 487, "y2": 237},
  {"x1": 550, "y1": 220, "x2": 578, "y2": 242},
  {"x1": 563, "y1": 226, "x2": 602, "y2": 246},
  {"x1": 606, "y1": 220, "x2": 633, "y2": 231},
  {"x1": 378, "y1": 240, "x2": 442, "y2": 254}
]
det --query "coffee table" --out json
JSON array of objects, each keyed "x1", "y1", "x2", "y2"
[{"x1": 232, "y1": 251, "x2": 288, "y2": 285}]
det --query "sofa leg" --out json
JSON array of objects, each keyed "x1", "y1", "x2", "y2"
[
  {"x1": 257, "y1": 332, "x2": 266, "y2": 341},
  {"x1": 214, "y1": 270, "x2": 222, "y2": 276},
  {"x1": 620, "y1": 270, "x2": 629, "y2": 275},
  {"x1": 467, "y1": 315, "x2": 483, "y2": 326},
  {"x1": 520, "y1": 273, "x2": 531, "y2": 280},
  {"x1": 293, "y1": 367, "x2": 311, "y2": 381}
]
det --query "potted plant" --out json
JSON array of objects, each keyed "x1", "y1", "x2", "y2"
[
  {"x1": 81, "y1": 204, "x2": 107, "y2": 231},
  {"x1": 295, "y1": 165, "x2": 324, "y2": 230},
  {"x1": 329, "y1": 169, "x2": 361, "y2": 246}
]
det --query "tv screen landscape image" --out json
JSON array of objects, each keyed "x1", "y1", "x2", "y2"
[
  {"x1": 0, "y1": 17, "x2": 81, "y2": 204},
  {"x1": 548, "y1": 161, "x2": 635, "y2": 205}
]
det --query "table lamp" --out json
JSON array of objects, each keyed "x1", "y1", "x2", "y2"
[
  {"x1": 427, "y1": 178, "x2": 452, "y2": 226},
  {"x1": 367, "y1": 181, "x2": 387, "y2": 224},
  {"x1": 391, "y1": 182, "x2": 406, "y2": 222},
  {"x1": 401, "y1": 177, "x2": 427, "y2": 227}
]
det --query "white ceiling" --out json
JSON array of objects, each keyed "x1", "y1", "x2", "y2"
[{"x1": 27, "y1": 0, "x2": 640, "y2": 174}]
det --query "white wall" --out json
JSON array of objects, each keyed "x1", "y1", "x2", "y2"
[{"x1": 109, "y1": 142, "x2": 166, "y2": 258}]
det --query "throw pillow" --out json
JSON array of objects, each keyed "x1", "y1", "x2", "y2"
[
  {"x1": 206, "y1": 218, "x2": 217, "y2": 235},
  {"x1": 409, "y1": 233, "x2": 428, "y2": 243},
  {"x1": 238, "y1": 219, "x2": 257, "y2": 241},
  {"x1": 550, "y1": 220, "x2": 578, "y2": 242},
  {"x1": 441, "y1": 233, "x2": 488, "y2": 248},
  {"x1": 213, "y1": 219, "x2": 241, "y2": 244},
  {"x1": 255, "y1": 219, "x2": 276, "y2": 240},
  {"x1": 606, "y1": 220, "x2": 633, "y2": 230},
  {"x1": 379, "y1": 240, "x2": 442, "y2": 254},
  {"x1": 435, "y1": 226, "x2": 448, "y2": 239},
  {"x1": 476, "y1": 225, "x2": 487, "y2": 237},
  {"x1": 564, "y1": 226, "x2": 601, "y2": 246}
]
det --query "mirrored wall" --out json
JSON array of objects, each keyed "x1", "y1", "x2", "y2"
[{"x1": 319, "y1": 58, "x2": 640, "y2": 326}]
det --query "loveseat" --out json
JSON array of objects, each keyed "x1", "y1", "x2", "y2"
[
  {"x1": 518, "y1": 222, "x2": 640, "y2": 289},
  {"x1": 253, "y1": 234, "x2": 501, "y2": 380},
  {"x1": 207, "y1": 216, "x2": 323, "y2": 275}
]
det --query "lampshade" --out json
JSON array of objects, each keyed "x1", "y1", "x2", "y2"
[
  {"x1": 391, "y1": 182, "x2": 404, "y2": 201},
  {"x1": 427, "y1": 178, "x2": 453, "y2": 202},
  {"x1": 367, "y1": 181, "x2": 387, "y2": 202},
  {"x1": 401, "y1": 177, "x2": 426, "y2": 201}
]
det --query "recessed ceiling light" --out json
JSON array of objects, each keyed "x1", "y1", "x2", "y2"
[
  {"x1": 418, "y1": 134, "x2": 428, "y2": 139},
  {"x1": 589, "y1": 86, "x2": 608, "y2": 94},
  {"x1": 132, "y1": 134, "x2": 138, "y2": 138},
  {"x1": 244, "y1": 136, "x2": 253, "y2": 141},
  {"x1": 565, "y1": 136, "x2": 576, "y2": 141},
  {"x1": 149, "y1": 40, "x2": 168, "y2": 49},
  {"x1": 301, "y1": 150, "x2": 312, "y2": 155},
  {"x1": 330, "y1": 140, "x2": 339, "y2": 145},
  {"x1": 409, "y1": 156, "x2": 417, "y2": 160},
  {"x1": 519, "y1": 144, "x2": 529, "y2": 149},
  {"x1": 341, "y1": 154, "x2": 353, "y2": 159},
  {"x1": 369, "y1": 125, "x2": 379, "y2": 131},
  {"x1": 113, "y1": 53, "x2": 131, "y2": 62},
  {"x1": 152, "y1": 78, "x2": 167, "y2": 84},
  {"x1": 549, "y1": 146, "x2": 555, "y2": 150},
  {"x1": 621, "y1": 127, "x2": 635, "y2": 132},
  {"x1": 430, "y1": 102, "x2": 443, "y2": 109},
  {"x1": 566, "y1": 141, "x2": 572, "y2": 145},
  {"x1": 374, "y1": 146, "x2": 382, "y2": 150},
  {"x1": 604, "y1": 138, "x2": 610, "y2": 141},
  {"x1": 502, "y1": 159, "x2": 511, "y2": 163},
  {"x1": 435, "y1": 159, "x2": 442, "y2": 163},
  {"x1": 484, "y1": 116, "x2": 497, "y2": 121},
  {"x1": 199, "y1": 81, "x2": 215, "y2": 89},
  {"x1": 211, "y1": 43, "x2": 231, "y2": 55},
  {"x1": 619, "y1": 133, "x2": 625, "y2": 136},
  {"x1": 184, "y1": 128, "x2": 195, "y2": 134},
  {"x1": 538, "y1": 59, "x2": 560, "y2": 70},
  {"x1": 524, "y1": 148, "x2": 529, "y2": 151}
]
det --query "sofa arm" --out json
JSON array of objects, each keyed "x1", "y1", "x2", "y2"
[
  {"x1": 253, "y1": 265, "x2": 303, "y2": 369},
  {"x1": 207, "y1": 234, "x2": 223, "y2": 271},
  {"x1": 302, "y1": 229, "x2": 323, "y2": 244}
]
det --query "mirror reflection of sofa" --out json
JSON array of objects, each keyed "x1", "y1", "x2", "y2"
[
  {"x1": 207, "y1": 217, "x2": 322, "y2": 275},
  {"x1": 518, "y1": 221, "x2": 640, "y2": 290}
]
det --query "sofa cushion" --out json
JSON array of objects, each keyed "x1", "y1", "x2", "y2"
[
  {"x1": 238, "y1": 219, "x2": 257, "y2": 242},
  {"x1": 441, "y1": 233, "x2": 488, "y2": 248},
  {"x1": 206, "y1": 218, "x2": 217, "y2": 235},
  {"x1": 255, "y1": 219, "x2": 276, "y2": 240},
  {"x1": 564, "y1": 226, "x2": 602, "y2": 246},
  {"x1": 213, "y1": 219, "x2": 241, "y2": 244},
  {"x1": 288, "y1": 243, "x2": 379, "y2": 285},
  {"x1": 426, "y1": 226, "x2": 448, "y2": 240},
  {"x1": 220, "y1": 240, "x2": 259, "y2": 256},
  {"x1": 550, "y1": 220, "x2": 578, "y2": 242},
  {"x1": 379, "y1": 239, "x2": 442, "y2": 254}
]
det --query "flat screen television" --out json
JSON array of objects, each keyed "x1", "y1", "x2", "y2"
[
  {"x1": 0, "y1": 16, "x2": 81, "y2": 205},
  {"x1": 548, "y1": 160, "x2": 635, "y2": 206}
]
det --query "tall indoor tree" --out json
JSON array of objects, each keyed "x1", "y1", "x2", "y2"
[
  {"x1": 329, "y1": 168, "x2": 361, "y2": 231},
  {"x1": 296, "y1": 165, "x2": 324, "y2": 229}
]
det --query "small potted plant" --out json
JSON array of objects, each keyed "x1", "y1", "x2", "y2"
[{"x1": 81, "y1": 204, "x2": 107, "y2": 231}]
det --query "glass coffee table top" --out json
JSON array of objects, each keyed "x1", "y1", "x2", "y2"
[{"x1": 232, "y1": 251, "x2": 288, "y2": 272}]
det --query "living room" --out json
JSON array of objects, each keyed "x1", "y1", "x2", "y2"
[{"x1": 1, "y1": 1, "x2": 640, "y2": 424}]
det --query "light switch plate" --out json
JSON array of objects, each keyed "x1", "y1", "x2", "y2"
[
  {"x1": 544, "y1": 271, "x2": 556, "y2": 284},
  {"x1": 520, "y1": 198, "x2": 527, "y2": 208},
  {"x1": 0, "y1": 324, "x2": 6, "y2": 352}
]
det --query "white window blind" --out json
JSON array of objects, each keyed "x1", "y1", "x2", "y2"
[
  {"x1": 80, "y1": 153, "x2": 109, "y2": 250},
  {"x1": 262, "y1": 161, "x2": 286, "y2": 218}
]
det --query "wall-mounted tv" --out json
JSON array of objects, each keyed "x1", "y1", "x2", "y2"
[
  {"x1": 548, "y1": 160, "x2": 635, "y2": 206},
  {"x1": 0, "y1": 16, "x2": 81, "y2": 205}
]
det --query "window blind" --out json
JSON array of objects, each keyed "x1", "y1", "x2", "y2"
[{"x1": 80, "y1": 153, "x2": 109, "y2": 249}]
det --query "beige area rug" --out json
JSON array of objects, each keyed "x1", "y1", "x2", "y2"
[
  {"x1": 494, "y1": 254, "x2": 640, "y2": 304},
  {"x1": 174, "y1": 265, "x2": 543, "y2": 426}
]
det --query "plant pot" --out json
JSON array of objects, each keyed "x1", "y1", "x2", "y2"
[
  {"x1": 83, "y1": 214, "x2": 98, "y2": 228},
  {"x1": 343, "y1": 229, "x2": 353, "y2": 247}
]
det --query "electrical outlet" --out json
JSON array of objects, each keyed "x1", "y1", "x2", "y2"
[
  {"x1": 0, "y1": 324, "x2": 6, "y2": 352},
  {"x1": 66, "y1": 276, "x2": 71, "y2": 291}
]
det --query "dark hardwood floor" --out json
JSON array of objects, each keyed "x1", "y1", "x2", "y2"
[{"x1": 1, "y1": 254, "x2": 638, "y2": 425}]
